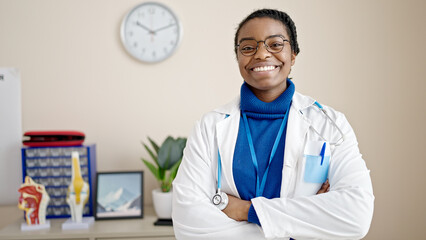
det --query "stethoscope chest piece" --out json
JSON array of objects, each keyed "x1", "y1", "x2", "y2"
[{"x1": 212, "y1": 190, "x2": 228, "y2": 210}]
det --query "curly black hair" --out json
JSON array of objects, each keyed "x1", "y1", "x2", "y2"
[{"x1": 234, "y1": 9, "x2": 300, "y2": 56}]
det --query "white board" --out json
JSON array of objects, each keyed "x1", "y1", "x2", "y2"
[{"x1": 0, "y1": 68, "x2": 22, "y2": 205}]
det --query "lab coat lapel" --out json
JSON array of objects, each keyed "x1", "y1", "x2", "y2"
[
  {"x1": 216, "y1": 103, "x2": 240, "y2": 197},
  {"x1": 281, "y1": 97, "x2": 311, "y2": 197}
]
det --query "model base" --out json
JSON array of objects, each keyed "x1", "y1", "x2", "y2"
[
  {"x1": 61, "y1": 217, "x2": 95, "y2": 230},
  {"x1": 21, "y1": 221, "x2": 50, "y2": 231}
]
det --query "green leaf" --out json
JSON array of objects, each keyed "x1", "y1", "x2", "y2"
[
  {"x1": 158, "y1": 137, "x2": 171, "y2": 169},
  {"x1": 169, "y1": 158, "x2": 181, "y2": 181},
  {"x1": 158, "y1": 168, "x2": 166, "y2": 181},
  {"x1": 143, "y1": 142, "x2": 159, "y2": 167},
  {"x1": 158, "y1": 136, "x2": 186, "y2": 170},
  {"x1": 164, "y1": 159, "x2": 181, "y2": 192},
  {"x1": 148, "y1": 137, "x2": 160, "y2": 154},
  {"x1": 142, "y1": 159, "x2": 160, "y2": 180},
  {"x1": 177, "y1": 137, "x2": 187, "y2": 150}
]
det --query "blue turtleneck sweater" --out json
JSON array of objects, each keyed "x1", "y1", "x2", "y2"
[{"x1": 233, "y1": 79, "x2": 295, "y2": 225}]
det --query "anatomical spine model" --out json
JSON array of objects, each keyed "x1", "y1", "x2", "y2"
[
  {"x1": 18, "y1": 176, "x2": 50, "y2": 225},
  {"x1": 66, "y1": 151, "x2": 90, "y2": 223}
]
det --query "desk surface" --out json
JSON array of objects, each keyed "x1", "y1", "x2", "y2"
[{"x1": 0, "y1": 205, "x2": 175, "y2": 240}]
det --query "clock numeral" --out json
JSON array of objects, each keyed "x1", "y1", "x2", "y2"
[
  {"x1": 133, "y1": 42, "x2": 138, "y2": 48},
  {"x1": 149, "y1": 7, "x2": 155, "y2": 14},
  {"x1": 152, "y1": 51, "x2": 156, "y2": 58},
  {"x1": 142, "y1": 48, "x2": 146, "y2": 55},
  {"x1": 128, "y1": 31, "x2": 133, "y2": 37},
  {"x1": 138, "y1": 11, "x2": 145, "y2": 18},
  {"x1": 170, "y1": 40, "x2": 175, "y2": 46},
  {"x1": 162, "y1": 11, "x2": 166, "y2": 16},
  {"x1": 164, "y1": 47, "x2": 168, "y2": 53}
]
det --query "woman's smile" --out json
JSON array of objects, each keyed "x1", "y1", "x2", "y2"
[{"x1": 251, "y1": 65, "x2": 279, "y2": 72}]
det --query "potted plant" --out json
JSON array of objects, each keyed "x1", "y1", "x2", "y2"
[{"x1": 141, "y1": 136, "x2": 186, "y2": 220}]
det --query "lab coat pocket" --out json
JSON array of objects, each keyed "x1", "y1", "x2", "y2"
[
  {"x1": 293, "y1": 141, "x2": 331, "y2": 197},
  {"x1": 303, "y1": 141, "x2": 331, "y2": 184},
  {"x1": 304, "y1": 155, "x2": 330, "y2": 183}
]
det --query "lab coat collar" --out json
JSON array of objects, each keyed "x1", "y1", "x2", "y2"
[
  {"x1": 292, "y1": 91, "x2": 316, "y2": 112},
  {"x1": 213, "y1": 91, "x2": 316, "y2": 115},
  {"x1": 213, "y1": 97, "x2": 240, "y2": 116}
]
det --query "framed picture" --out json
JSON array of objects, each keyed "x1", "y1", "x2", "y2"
[{"x1": 95, "y1": 171, "x2": 143, "y2": 220}]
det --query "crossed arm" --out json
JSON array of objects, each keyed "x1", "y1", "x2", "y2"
[{"x1": 222, "y1": 180, "x2": 330, "y2": 221}]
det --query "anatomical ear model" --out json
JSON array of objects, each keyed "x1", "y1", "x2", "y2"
[
  {"x1": 66, "y1": 151, "x2": 90, "y2": 223},
  {"x1": 18, "y1": 176, "x2": 50, "y2": 225}
]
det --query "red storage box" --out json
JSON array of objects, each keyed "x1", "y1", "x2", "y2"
[{"x1": 23, "y1": 131, "x2": 85, "y2": 147}]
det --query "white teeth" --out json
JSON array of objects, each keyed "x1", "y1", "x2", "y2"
[{"x1": 253, "y1": 66, "x2": 276, "y2": 72}]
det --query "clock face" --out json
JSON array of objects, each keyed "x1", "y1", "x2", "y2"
[{"x1": 120, "y1": 2, "x2": 182, "y2": 63}]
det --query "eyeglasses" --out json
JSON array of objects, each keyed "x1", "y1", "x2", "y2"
[{"x1": 235, "y1": 35, "x2": 289, "y2": 56}]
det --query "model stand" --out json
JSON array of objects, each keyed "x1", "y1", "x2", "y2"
[
  {"x1": 20, "y1": 221, "x2": 51, "y2": 231},
  {"x1": 61, "y1": 217, "x2": 94, "y2": 230},
  {"x1": 21, "y1": 220, "x2": 50, "y2": 231}
]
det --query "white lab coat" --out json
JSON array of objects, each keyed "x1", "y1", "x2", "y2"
[{"x1": 172, "y1": 91, "x2": 374, "y2": 240}]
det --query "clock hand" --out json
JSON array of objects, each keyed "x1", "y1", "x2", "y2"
[
  {"x1": 152, "y1": 24, "x2": 176, "y2": 33},
  {"x1": 136, "y1": 21, "x2": 155, "y2": 35}
]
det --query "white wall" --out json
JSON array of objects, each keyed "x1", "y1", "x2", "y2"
[
  {"x1": 0, "y1": 68, "x2": 22, "y2": 204},
  {"x1": 1, "y1": 0, "x2": 425, "y2": 238}
]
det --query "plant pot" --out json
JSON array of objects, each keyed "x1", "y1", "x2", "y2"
[{"x1": 152, "y1": 188, "x2": 173, "y2": 219}]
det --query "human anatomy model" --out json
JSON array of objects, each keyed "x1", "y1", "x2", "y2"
[
  {"x1": 18, "y1": 176, "x2": 50, "y2": 225},
  {"x1": 66, "y1": 151, "x2": 90, "y2": 223}
]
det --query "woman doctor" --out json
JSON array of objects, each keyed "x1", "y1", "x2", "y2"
[{"x1": 172, "y1": 9, "x2": 374, "y2": 240}]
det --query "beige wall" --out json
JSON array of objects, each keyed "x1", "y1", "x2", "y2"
[{"x1": 1, "y1": 0, "x2": 425, "y2": 238}]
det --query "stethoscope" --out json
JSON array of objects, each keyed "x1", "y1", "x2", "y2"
[
  {"x1": 212, "y1": 150, "x2": 229, "y2": 210},
  {"x1": 310, "y1": 101, "x2": 345, "y2": 146},
  {"x1": 212, "y1": 101, "x2": 345, "y2": 209}
]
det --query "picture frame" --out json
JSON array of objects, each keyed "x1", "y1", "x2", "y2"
[{"x1": 95, "y1": 171, "x2": 143, "y2": 220}]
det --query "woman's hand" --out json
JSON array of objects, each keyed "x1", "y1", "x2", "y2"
[
  {"x1": 316, "y1": 179, "x2": 330, "y2": 194},
  {"x1": 222, "y1": 180, "x2": 330, "y2": 221},
  {"x1": 222, "y1": 195, "x2": 251, "y2": 221}
]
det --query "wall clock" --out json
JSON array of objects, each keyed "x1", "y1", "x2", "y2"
[{"x1": 120, "y1": 2, "x2": 182, "y2": 63}]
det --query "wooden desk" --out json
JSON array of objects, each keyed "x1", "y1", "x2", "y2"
[{"x1": 0, "y1": 206, "x2": 175, "y2": 240}]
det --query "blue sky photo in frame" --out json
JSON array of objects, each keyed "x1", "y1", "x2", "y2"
[{"x1": 96, "y1": 171, "x2": 143, "y2": 219}]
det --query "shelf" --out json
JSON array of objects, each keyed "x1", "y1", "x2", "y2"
[{"x1": 0, "y1": 206, "x2": 174, "y2": 240}]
